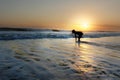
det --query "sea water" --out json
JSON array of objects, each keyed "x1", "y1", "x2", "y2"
[
  {"x1": 0, "y1": 30, "x2": 120, "y2": 40},
  {"x1": 0, "y1": 30, "x2": 120, "y2": 80}
]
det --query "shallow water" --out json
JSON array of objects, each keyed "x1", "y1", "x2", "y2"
[{"x1": 0, "y1": 36, "x2": 120, "y2": 80}]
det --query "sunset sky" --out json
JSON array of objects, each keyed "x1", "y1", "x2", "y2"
[{"x1": 0, "y1": 0, "x2": 120, "y2": 31}]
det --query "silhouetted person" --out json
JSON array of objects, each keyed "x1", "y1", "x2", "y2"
[{"x1": 72, "y1": 29, "x2": 83, "y2": 42}]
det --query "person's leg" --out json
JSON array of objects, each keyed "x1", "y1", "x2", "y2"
[
  {"x1": 78, "y1": 37, "x2": 80, "y2": 42},
  {"x1": 78, "y1": 35, "x2": 82, "y2": 42},
  {"x1": 75, "y1": 34, "x2": 77, "y2": 41}
]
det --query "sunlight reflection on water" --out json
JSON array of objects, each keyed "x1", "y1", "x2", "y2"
[{"x1": 71, "y1": 42, "x2": 96, "y2": 74}]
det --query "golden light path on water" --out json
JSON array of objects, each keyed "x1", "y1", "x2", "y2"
[{"x1": 71, "y1": 39, "x2": 96, "y2": 73}]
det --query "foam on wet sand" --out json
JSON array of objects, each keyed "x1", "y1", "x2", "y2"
[{"x1": 0, "y1": 37, "x2": 120, "y2": 80}]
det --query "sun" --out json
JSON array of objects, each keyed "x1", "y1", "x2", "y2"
[
  {"x1": 81, "y1": 23, "x2": 89, "y2": 28},
  {"x1": 80, "y1": 22, "x2": 90, "y2": 31},
  {"x1": 71, "y1": 22, "x2": 90, "y2": 31},
  {"x1": 70, "y1": 17, "x2": 93, "y2": 31}
]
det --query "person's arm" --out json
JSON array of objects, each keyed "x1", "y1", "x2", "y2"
[
  {"x1": 72, "y1": 33, "x2": 77, "y2": 41},
  {"x1": 74, "y1": 33, "x2": 77, "y2": 41}
]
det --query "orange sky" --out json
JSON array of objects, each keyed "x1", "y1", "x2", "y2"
[{"x1": 0, "y1": 0, "x2": 120, "y2": 31}]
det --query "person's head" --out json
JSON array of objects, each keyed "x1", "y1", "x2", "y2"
[{"x1": 72, "y1": 29, "x2": 76, "y2": 33}]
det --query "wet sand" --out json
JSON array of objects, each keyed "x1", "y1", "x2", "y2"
[{"x1": 0, "y1": 37, "x2": 120, "y2": 80}]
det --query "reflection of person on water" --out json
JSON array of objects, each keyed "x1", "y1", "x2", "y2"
[{"x1": 72, "y1": 29, "x2": 83, "y2": 42}]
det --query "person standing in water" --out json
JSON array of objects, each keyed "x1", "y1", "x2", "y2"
[{"x1": 72, "y1": 29, "x2": 83, "y2": 42}]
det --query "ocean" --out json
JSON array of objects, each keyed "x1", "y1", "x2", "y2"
[
  {"x1": 0, "y1": 30, "x2": 120, "y2": 80},
  {"x1": 0, "y1": 30, "x2": 120, "y2": 40}
]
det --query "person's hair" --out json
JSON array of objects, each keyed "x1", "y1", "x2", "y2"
[{"x1": 72, "y1": 30, "x2": 76, "y2": 33}]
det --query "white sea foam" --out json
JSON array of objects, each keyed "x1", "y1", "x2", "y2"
[{"x1": 0, "y1": 31, "x2": 120, "y2": 40}]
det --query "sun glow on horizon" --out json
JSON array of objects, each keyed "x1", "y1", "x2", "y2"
[
  {"x1": 69, "y1": 17, "x2": 93, "y2": 31},
  {"x1": 71, "y1": 21, "x2": 92, "y2": 31},
  {"x1": 81, "y1": 22, "x2": 90, "y2": 30}
]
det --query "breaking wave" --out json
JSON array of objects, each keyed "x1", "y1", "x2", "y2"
[{"x1": 0, "y1": 31, "x2": 120, "y2": 40}]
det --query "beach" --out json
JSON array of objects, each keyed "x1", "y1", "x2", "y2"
[
  {"x1": 0, "y1": 35, "x2": 120, "y2": 80},
  {"x1": 0, "y1": 0, "x2": 120, "y2": 79}
]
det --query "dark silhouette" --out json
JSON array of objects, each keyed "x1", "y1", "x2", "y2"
[{"x1": 72, "y1": 29, "x2": 83, "y2": 42}]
